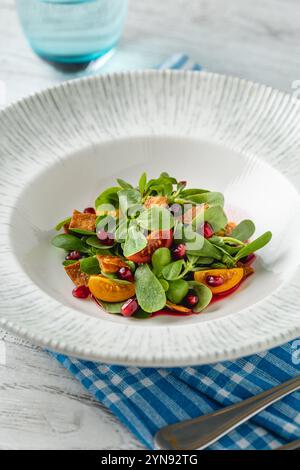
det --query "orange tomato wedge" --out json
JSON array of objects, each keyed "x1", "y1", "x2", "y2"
[
  {"x1": 88, "y1": 275, "x2": 135, "y2": 302},
  {"x1": 194, "y1": 268, "x2": 245, "y2": 295},
  {"x1": 166, "y1": 301, "x2": 192, "y2": 314}
]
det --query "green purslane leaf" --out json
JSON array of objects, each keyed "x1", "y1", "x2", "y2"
[
  {"x1": 69, "y1": 228, "x2": 96, "y2": 236},
  {"x1": 188, "y1": 281, "x2": 213, "y2": 313},
  {"x1": 135, "y1": 264, "x2": 166, "y2": 313},
  {"x1": 167, "y1": 279, "x2": 189, "y2": 304},
  {"x1": 85, "y1": 236, "x2": 113, "y2": 249},
  {"x1": 180, "y1": 188, "x2": 209, "y2": 198},
  {"x1": 162, "y1": 260, "x2": 185, "y2": 281},
  {"x1": 152, "y1": 248, "x2": 172, "y2": 276},
  {"x1": 146, "y1": 174, "x2": 177, "y2": 197},
  {"x1": 235, "y1": 231, "x2": 272, "y2": 261},
  {"x1": 195, "y1": 257, "x2": 215, "y2": 266},
  {"x1": 133, "y1": 309, "x2": 152, "y2": 319},
  {"x1": 184, "y1": 229, "x2": 223, "y2": 260},
  {"x1": 55, "y1": 216, "x2": 71, "y2": 231},
  {"x1": 139, "y1": 172, "x2": 147, "y2": 195},
  {"x1": 80, "y1": 256, "x2": 101, "y2": 275},
  {"x1": 51, "y1": 234, "x2": 89, "y2": 253},
  {"x1": 231, "y1": 220, "x2": 256, "y2": 242},
  {"x1": 99, "y1": 301, "x2": 125, "y2": 314},
  {"x1": 204, "y1": 205, "x2": 228, "y2": 232},
  {"x1": 186, "y1": 192, "x2": 224, "y2": 207},
  {"x1": 159, "y1": 279, "x2": 170, "y2": 292},
  {"x1": 123, "y1": 223, "x2": 147, "y2": 257},
  {"x1": 95, "y1": 186, "x2": 121, "y2": 211},
  {"x1": 136, "y1": 206, "x2": 174, "y2": 231},
  {"x1": 62, "y1": 260, "x2": 78, "y2": 266},
  {"x1": 117, "y1": 178, "x2": 133, "y2": 189}
]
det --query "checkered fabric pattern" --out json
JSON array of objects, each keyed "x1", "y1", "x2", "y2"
[{"x1": 51, "y1": 55, "x2": 300, "y2": 450}]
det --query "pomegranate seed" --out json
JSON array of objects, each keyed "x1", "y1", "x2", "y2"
[
  {"x1": 121, "y1": 298, "x2": 139, "y2": 317},
  {"x1": 172, "y1": 243, "x2": 186, "y2": 260},
  {"x1": 206, "y1": 275, "x2": 224, "y2": 287},
  {"x1": 96, "y1": 230, "x2": 114, "y2": 246},
  {"x1": 83, "y1": 207, "x2": 96, "y2": 214},
  {"x1": 65, "y1": 251, "x2": 82, "y2": 261},
  {"x1": 203, "y1": 222, "x2": 214, "y2": 238},
  {"x1": 72, "y1": 285, "x2": 90, "y2": 299},
  {"x1": 184, "y1": 291, "x2": 199, "y2": 308},
  {"x1": 118, "y1": 267, "x2": 134, "y2": 282}
]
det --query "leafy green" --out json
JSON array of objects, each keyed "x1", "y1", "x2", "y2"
[
  {"x1": 188, "y1": 281, "x2": 213, "y2": 312},
  {"x1": 167, "y1": 279, "x2": 189, "y2": 304},
  {"x1": 159, "y1": 279, "x2": 169, "y2": 292},
  {"x1": 162, "y1": 260, "x2": 185, "y2": 281},
  {"x1": 185, "y1": 230, "x2": 223, "y2": 260},
  {"x1": 117, "y1": 178, "x2": 133, "y2": 189},
  {"x1": 62, "y1": 260, "x2": 78, "y2": 266},
  {"x1": 95, "y1": 187, "x2": 120, "y2": 211},
  {"x1": 86, "y1": 236, "x2": 112, "y2": 249},
  {"x1": 180, "y1": 188, "x2": 209, "y2": 197},
  {"x1": 80, "y1": 256, "x2": 101, "y2": 274},
  {"x1": 152, "y1": 248, "x2": 172, "y2": 276},
  {"x1": 69, "y1": 228, "x2": 96, "y2": 236},
  {"x1": 135, "y1": 264, "x2": 166, "y2": 313},
  {"x1": 55, "y1": 217, "x2": 71, "y2": 231},
  {"x1": 123, "y1": 223, "x2": 147, "y2": 257},
  {"x1": 139, "y1": 172, "x2": 147, "y2": 195},
  {"x1": 145, "y1": 173, "x2": 177, "y2": 197},
  {"x1": 51, "y1": 234, "x2": 89, "y2": 253},
  {"x1": 133, "y1": 309, "x2": 152, "y2": 319},
  {"x1": 204, "y1": 206, "x2": 228, "y2": 232},
  {"x1": 231, "y1": 220, "x2": 256, "y2": 242},
  {"x1": 235, "y1": 231, "x2": 272, "y2": 261},
  {"x1": 136, "y1": 206, "x2": 174, "y2": 231},
  {"x1": 186, "y1": 192, "x2": 224, "y2": 207},
  {"x1": 99, "y1": 301, "x2": 124, "y2": 314}
]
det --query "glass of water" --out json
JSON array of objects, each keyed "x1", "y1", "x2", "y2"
[{"x1": 16, "y1": 0, "x2": 128, "y2": 68}]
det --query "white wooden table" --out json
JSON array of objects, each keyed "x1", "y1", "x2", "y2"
[{"x1": 0, "y1": 0, "x2": 300, "y2": 450}]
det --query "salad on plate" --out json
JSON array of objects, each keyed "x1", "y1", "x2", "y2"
[{"x1": 51, "y1": 173, "x2": 272, "y2": 319}]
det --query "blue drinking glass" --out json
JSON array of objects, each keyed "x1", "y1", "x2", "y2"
[{"x1": 16, "y1": 0, "x2": 128, "y2": 68}]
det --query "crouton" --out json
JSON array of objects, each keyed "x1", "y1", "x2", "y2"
[
  {"x1": 64, "y1": 261, "x2": 90, "y2": 286},
  {"x1": 97, "y1": 255, "x2": 127, "y2": 274},
  {"x1": 69, "y1": 209, "x2": 96, "y2": 232},
  {"x1": 144, "y1": 196, "x2": 168, "y2": 209}
]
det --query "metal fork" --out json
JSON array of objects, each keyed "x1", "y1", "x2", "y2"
[{"x1": 154, "y1": 376, "x2": 300, "y2": 450}]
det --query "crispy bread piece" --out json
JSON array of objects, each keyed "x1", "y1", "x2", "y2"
[
  {"x1": 97, "y1": 255, "x2": 127, "y2": 274},
  {"x1": 144, "y1": 196, "x2": 168, "y2": 209},
  {"x1": 69, "y1": 209, "x2": 96, "y2": 232},
  {"x1": 64, "y1": 261, "x2": 90, "y2": 286}
]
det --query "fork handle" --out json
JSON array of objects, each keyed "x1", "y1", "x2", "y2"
[{"x1": 154, "y1": 376, "x2": 300, "y2": 450}]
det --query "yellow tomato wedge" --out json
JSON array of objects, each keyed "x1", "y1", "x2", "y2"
[
  {"x1": 88, "y1": 275, "x2": 135, "y2": 302},
  {"x1": 194, "y1": 268, "x2": 245, "y2": 295}
]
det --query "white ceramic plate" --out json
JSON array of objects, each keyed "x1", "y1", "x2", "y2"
[{"x1": 1, "y1": 71, "x2": 300, "y2": 367}]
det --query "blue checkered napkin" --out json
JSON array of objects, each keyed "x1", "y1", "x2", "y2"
[{"x1": 51, "y1": 55, "x2": 300, "y2": 450}]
